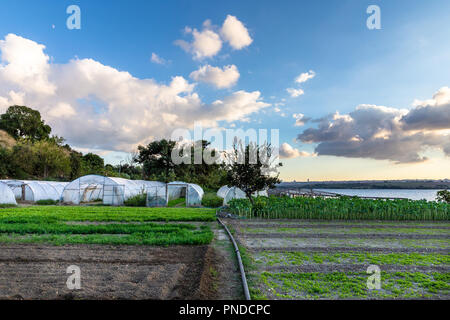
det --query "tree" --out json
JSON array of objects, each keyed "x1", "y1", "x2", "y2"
[
  {"x1": 436, "y1": 190, "x2": 450, "y2": 203},
  {"x1": 32, "y1": 140, "x2": 71, "y2": 178},
  {"x1": 136, "y1": 139, "x2": 177, "y2": 182},
  {"x1": 0, "y1": 105, "x2": 51, "y2": 141},
  {"x1": 82, "y1": 153, "x2": 105, "y2": 174},
  {"x1": 225, "y1": 142, "x2": 281, "y2": 205}
]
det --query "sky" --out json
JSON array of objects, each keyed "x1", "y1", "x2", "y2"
[{"x1": 0, "y1": 0, "x2": 449, "y2": 181}]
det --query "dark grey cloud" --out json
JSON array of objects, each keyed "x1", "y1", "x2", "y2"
[{"x1": 297, "y1": 88, "x2": 450, "y2": 163}]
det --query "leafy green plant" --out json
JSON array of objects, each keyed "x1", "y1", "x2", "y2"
[
  {"x1": 124, "y1": 193, "x2": 147, "y2": 207},
  {"x1": 201, "y1": 192, "x2": 223, "y2": 208},
  {"x1": 436, "y1": 190, "x2": 450, "y2": 203},
  {"x1": 228, "y1": 195, "x2": 449, "y2": 221},
  {"x1": 35, "y1": 199, "x2": 58, "y2": 205}
]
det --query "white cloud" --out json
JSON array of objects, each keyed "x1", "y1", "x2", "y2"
[
  {"x1": 175, "y1": 23, "x2": 222, "y2": 60},
  {"x1": 151, "y1": 52, "x2": 166, "y2": 65},
  {"x1": 293, "y1": 113, "x2": 310, "y2": 126},
  {"x1": 279, "y1": 142, "x2": 312, "y2": 159},
  {"x1": 0, "y1": 34, "x2": 270, "y2": 152},
  {"x1": 287, "y1": 88, "x2": 304, "y2": 98},
  {"x1": 221, "y1": 15, "x2": 253, "y2": 50},
  {"x1": 295, "y1": 70, "x2": 315, "y2": 84},
  {"x1": 189, "y1": 64, "x2": 239, "y2": 89}
]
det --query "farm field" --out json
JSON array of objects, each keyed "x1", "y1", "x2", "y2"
[
  {"x1": 0, "y1": 206, "x2": 242, "y2": 300},
  {"x1": 225, "y1": 219, "x2": 450, "y2": 299}
]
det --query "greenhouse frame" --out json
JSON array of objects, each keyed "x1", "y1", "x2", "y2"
[
  {"x1": 0, "y1": 182, "x2": 17, "y2": 205},
  {"x1": 62, "y1": 175, "x2": 166, "y2": 205},
  {"x1": 0, "y1": 180, "x2": 68, "y2": 202},
  {"x1": 151, "y1": 181, "x2": 204, "y2": 207},
  {"x1": 217, "y1": 185, "x2": 268, "y2": 205}
]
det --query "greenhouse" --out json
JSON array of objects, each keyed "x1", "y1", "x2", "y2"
[
  {"x1": 217, "y1": 185, "x2": 268, "y2": 205},
  {"x1": 0, "y1": 182, "x2": 17, "y2": 205},
  {"x1": 0, "y1": 180, "x2": 68, "y2": 202},
  {"x1": 62, "y1": 175, "x2": 165, "y2": 205},
  {"x1": 164, "y1": 181, "x2": 204, "y2": 207}
]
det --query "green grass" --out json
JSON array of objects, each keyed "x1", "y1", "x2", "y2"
[
  {"x1": 167, "y1": 197, "x2": 186, "y2": 207},
  {"x1": 258, "y1": 251, "x2": 450, "y2": 267},
  {"x1": 258, "y1": 271, "x2": 450, "y2": 299},
  {"x1": 0, "y1": 206, "x2": 216, "y2": 223}
]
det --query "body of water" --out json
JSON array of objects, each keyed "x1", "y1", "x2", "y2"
[{"x1": 315, "y1": 189, "x2": 441, "y2": 202}]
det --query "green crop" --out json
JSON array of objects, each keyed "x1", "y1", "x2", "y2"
[{"x1": 228, "y1": 196, "x2": 449, "y2": 220}]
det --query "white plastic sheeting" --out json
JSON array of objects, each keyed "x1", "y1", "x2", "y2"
[
  {"x1": 0, "y1": 180, "x2": 68, "y2": 202},
  {"x1": 62, "y1": 175, "x2": 165, "y2": 205},
  {"x1": 217, "y1": 185, "x2": 268, "y2": 205},
  {"x1": 0, "y1": 182, "x2": 17, "y2": 205},
  {"x1": 166, "y1": 181, "x2": 204, "y2": 206}
]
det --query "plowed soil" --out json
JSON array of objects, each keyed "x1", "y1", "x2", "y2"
[{"x1": 0, "y1": 244, "x2": 218, "y2": 300}]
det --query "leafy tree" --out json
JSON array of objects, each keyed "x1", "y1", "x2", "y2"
[
  {"x1": 82, "y1": 153, "x2": 105, "y2": 174},
  {"x1": 136, "y1": 139, "x2": 177, "y2": 182},
  {"x1": 436, "y1": 190, "x2": 450, "y2": 203},
  {"x1": 32, "y1": 140, "x2": 71, "y2": 178},
  {"x1": 225, "y1": 142, "x2": 281, "y2": 205},
  {"x1": 0, "y1": 105, "x2": 51, "y2": 141}
]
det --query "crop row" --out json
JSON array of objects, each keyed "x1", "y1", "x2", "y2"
[
  {"x1": 229, "y1": 196, "x2": 449, "y2": 220},
  {"x1": 0, "y1": 206, "x2": 216, "y2": 222},
  {"x1": 256, "y1": 251, "x2": 450, "y2": 267}
]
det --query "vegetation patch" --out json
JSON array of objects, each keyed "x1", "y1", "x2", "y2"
[
  {"x1": 258, "y1": 271, "x2": 450, "y2": 299},
  {"x1": 0, "y1": 206, "x2": 216, "y2": 222},
  {"x1": 257, "y1": 251, "x2": 450, "y2": 267},
  {"x1": 229, "y1": 196, "x2": 449, "y2": 221}
]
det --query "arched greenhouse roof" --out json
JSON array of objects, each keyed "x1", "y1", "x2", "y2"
[
  {"x1": 0, "y1": 182, "x2": 17, "y2": 205},
  {"x1": 0, "y1": 180, "x2": 68, "y2": 202},
  {"x1": 217, "y1": 185, "x2": 268, "y2": 205},
  {"x1": 63, "y1": 175, "x2": 165, "y2": 205}
]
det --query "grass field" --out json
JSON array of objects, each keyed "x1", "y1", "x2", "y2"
[{"x1": 226, "y1": 219, "x2": 450, "y2": 299}]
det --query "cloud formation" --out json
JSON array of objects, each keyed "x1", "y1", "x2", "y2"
[
  {"x1": 293, "y1": 113, "x2": 310, "y2": 126},
  {"x1": 150, "y1": 53, "x2": 166, "y2": 65},
  {"x1": 175, "y1": 16, "x2": 252, "y2": 60},
  {"x1": 0, "y1": 34, "x2": 270, "y2": 152},
  {"x1": 297, "y1": 88, "x2": 450, "y2": 163},
  {"x1": 189, "y1": 64, "x2": 240, "y2": 89},
  {"x1": 175, "y1": 23, "x2": 222, "y2": 60},
  {"x1": 287, "y1": 88, "x2": 304, "y2": 98},
  {"x1": 220, "y1": 15, "x2": 253, "y2": 50},
  {"x1": 279, "y1": 143, "x2": 312, "y2": 159},
  {"x1": 295, "y1": 70, "x2": 315, "y2": 84}
]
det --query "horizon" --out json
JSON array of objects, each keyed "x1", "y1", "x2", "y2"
[{"x1": 0, "y1": 0, "x2": 449, "y2": 181}]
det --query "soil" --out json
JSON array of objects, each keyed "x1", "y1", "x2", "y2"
[{"x1": 0, "y1": 244, "x2": 220, "y2": 300}]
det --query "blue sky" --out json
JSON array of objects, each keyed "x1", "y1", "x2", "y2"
[{"x1": 0, "y1": 0, "x2": 449, "y2": 180}]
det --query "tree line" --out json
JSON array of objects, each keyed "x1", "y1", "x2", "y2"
[{"x1": 0, "y1": 105, "x2": 281, "y2": 194}]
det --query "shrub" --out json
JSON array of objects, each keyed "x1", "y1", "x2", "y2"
[
  {"x1": 202, "y1": 192, "x2": 223, "y2": 208},
  {"x1": 36, "y1": 199, "x2": 58, "y2": 205},
  {"x1": 124, "y1": 193, "x2": 147, "y2": 207},
  {"x1": 436, "y1": 190, "x2": 450, "y2": 203}
]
